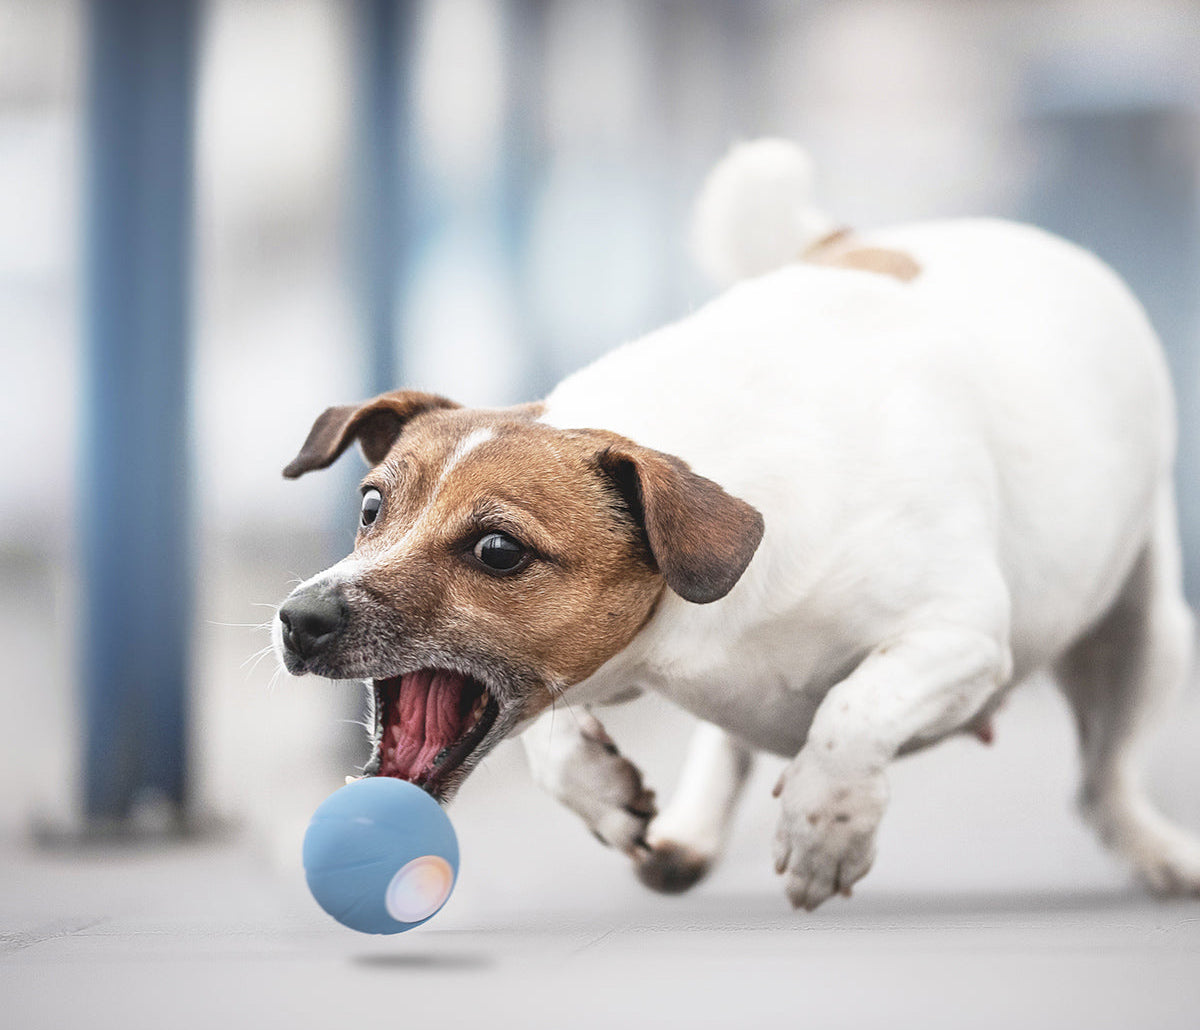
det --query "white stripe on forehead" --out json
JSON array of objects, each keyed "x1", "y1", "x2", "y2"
[
  {"x1": 437, "y1": 426, "x2": 495, "y2": 488},
  {"x1": 372, "y1": 425, "x2": 496, "y2": 559}
]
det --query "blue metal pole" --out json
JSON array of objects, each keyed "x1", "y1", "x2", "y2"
[
  {"x1": 498, "y1": 0, "x2": 550, "y2": 395},
  {"x1": 358, "y1": 0, "x2": 415, "y2": 396},
  {"x1": 81, "y1": 0, "x2": 197, "y2": 826}
]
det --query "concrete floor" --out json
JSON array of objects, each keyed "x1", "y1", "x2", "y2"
[
  {"x1": 6, "y1": 682, "x2": 1200, "y2": 1030},
  {"x1": 4, "y1": 548, "x2": 1200, "y2": 1029},
  {"x1": 3, "y1": 823, "x2": 1199, "y2": 1029}
]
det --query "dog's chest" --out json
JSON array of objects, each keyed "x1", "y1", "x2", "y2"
[
  {"x1": 651, "y1": 665, "x2": 825, "y2": 757},
  {"x1": 584, "y1": 600, "x2": 867, "y2": 757}
]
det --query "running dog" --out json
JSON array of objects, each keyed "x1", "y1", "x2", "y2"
[{"x1": 274, "y1": 139, "x2": 1200, "y2": 909}]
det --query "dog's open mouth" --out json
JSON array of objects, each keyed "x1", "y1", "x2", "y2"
[{"x1": 373, "y1": 670, "x2": 499, "y2": 790}]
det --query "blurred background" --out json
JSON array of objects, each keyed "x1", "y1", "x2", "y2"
[{"x1": 3, "y1": 0, "x2": 1200, "y2": 902}]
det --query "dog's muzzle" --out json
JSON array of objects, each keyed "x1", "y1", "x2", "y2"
[{"x1": 274, "y1": 578, "x2": 513, "y2": 801}]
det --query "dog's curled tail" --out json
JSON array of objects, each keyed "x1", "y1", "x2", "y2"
[{"x1": 692, "y1": 138, "x2": 837, "y2": 287}]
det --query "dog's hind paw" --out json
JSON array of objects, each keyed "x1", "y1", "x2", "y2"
[
  {"x1": 1141, "y1": 855, "x2": 1200, "y2": 897},
  {"x1": 1084, "y1": 794, "x2": 1200, "y2": 898},
  {"x1": 1128, "y1": 824, "x2": 1200, "y2": 897}
]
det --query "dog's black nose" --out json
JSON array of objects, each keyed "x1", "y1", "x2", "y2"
[{"x1": 279, "y1": 590, "x2": 347, "y2": 660}]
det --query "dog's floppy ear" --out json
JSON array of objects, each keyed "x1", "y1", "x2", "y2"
[
  {"x1": 283, "y1": 390, "x2": 460, "y2": 479},
  {"x1": 596, "y1": 441, "x2": 764, "y2": 604}
]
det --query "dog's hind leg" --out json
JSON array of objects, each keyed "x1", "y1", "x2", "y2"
[
  {"x1": 1053, "y1": 484, "x2": 1200, "y2": 895},
  {"x1": 635, "y1": 721, "x2": 754, "y2": 894}
]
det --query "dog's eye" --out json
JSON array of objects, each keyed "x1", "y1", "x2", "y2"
[
  {"x1": 360, "y1": 488, "x2": 383, "y2": 527},
  {"x1": 473, "y1": 532, "x2": 527, "y2": 573}
]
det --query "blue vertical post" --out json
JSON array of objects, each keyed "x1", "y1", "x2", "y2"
[
  {"x1": 81, "y1": 0, "x2": 197, "y2": 828},
  {"x1": 358, "y1": 0, "x2": 415, "y2": 396}
]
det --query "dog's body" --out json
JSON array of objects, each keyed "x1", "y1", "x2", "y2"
[
  {"x1": 543, "y1": 216, "x2": 1171, "y2": 744},
  {"x1": 276, "y1": 141, "x2": 1200, "y2": 909}
]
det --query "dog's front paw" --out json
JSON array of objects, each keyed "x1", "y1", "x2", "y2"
[
  {"x1": 586, "y1": 754, "x2": 657, "y2": 858},
  {"x1": 772, "y1": 751, "x2": 888, "y2": 911},
  {"x1": 540, "y1": 713, "x2": 657, "y2": 858}
]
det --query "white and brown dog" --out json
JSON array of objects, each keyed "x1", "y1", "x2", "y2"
[{"x1": 274, "y1": 139, "x2": 1200, "y2": 909}]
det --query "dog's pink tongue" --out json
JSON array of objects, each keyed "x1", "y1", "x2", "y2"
[
  {"x1": 387, "y1": 670, "x2": 431, "y2": 779},
  {"x1": 413, "y1": 670, "x2": 466, "y2": 773},
  {"x1": 385, "y1": 670, "x2": 466, "y2": 780}
]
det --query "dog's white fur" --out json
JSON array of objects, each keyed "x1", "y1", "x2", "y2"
[{"x1": 521, "y1": 139, "x2": 1200, "y2": 907}]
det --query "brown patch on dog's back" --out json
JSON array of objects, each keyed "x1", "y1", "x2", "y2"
[{"x1": 805, "y1": 228, "x2": 921, "y2": 283}]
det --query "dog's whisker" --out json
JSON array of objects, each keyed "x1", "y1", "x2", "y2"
[
  {"x1": 560, "y1": 698, "x2": 586, "y2": 731},
  {"x1": 544, "y1": 694, "x2": 589, "y2": 750},
  {"x1": 212, "y1": 619, "x2": 275, "y2": 631},
  {"x1": 264, "y1": 663, "x2": 288, "y2": 696},
  {"x1": 540, "y1": 681, "x2": 571, "y2": 748},
  {"x1": 241, "y1": 643, "x2": 276, "y2": 673},
  {"x1": 241, "y1": 640, "x2": 273, "y2": 661}
]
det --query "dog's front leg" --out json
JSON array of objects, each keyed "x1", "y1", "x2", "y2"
[
  {"x1": 522, "y1": 706, "x2": 656, "y2": 858},
  {"x1": 774, "y1": 624, "x2": 1011, "y2": 910}
]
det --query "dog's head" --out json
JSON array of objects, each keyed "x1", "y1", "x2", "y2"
[{"x1": 273, "y1": 390, "x2": 763, "y2": 801}]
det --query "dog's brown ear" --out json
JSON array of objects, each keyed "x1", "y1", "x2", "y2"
[
  {"x1": 283, "y1": 390, "x2": 460, "y2": 478},
  {"x1": 596, "y1": 441, "x2": 764, "y2": 604}
]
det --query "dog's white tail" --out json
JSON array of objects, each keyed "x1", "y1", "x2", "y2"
[{"x1": 692, "y1": 138, "x2": 837, "y2": 286}]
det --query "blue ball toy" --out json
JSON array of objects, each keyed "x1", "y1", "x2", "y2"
[{"x1": 303, "y1": 777, "x2": 459, "y2": 934}]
